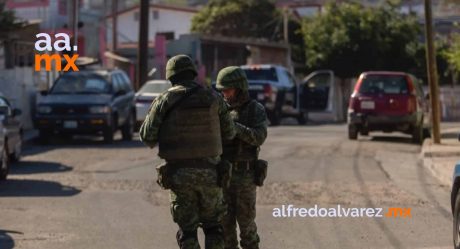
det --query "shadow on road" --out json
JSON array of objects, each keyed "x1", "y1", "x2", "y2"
[
  {"x1": 0, "y1": 230, "x2": 22, "y2": 249},
  {"x1": 369, "y1": 135, "x2": 414, "y2": 145},
  {"x1": 0, "y1": 179, "x2": 81, "y2": 197},
  {"x1": 10, "y1": 161, "x2": 72, "y2": 175},
  {"x1": 23, "y1": 134, "x2": 145, "y2": 157}
]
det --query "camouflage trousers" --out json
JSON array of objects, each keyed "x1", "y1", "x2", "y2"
[
  {"x1": 170, "y1": 168, "x2": 226, "y2": 249},
  {"x1": 222, "y1": 169, "x2": 260, "y2": 249}
]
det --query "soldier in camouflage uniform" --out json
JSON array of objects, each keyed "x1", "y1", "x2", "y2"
[
  {"x1": 139, "y1": 55, "x2": 236, "y2": 249},
  {"x1": 215, "y1": 66, "x2": 268, "y2": 249}
]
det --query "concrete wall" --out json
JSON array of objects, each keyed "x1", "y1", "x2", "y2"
[
  {"x1": 0, "y1": 67, "x2": 38, "y2": 130},
  {"x1": 108, "y1": 7, "x2": 195, "y2": 46},
  {"x1": 440, "y1": 86, "x2": 460, "y2": 121}
]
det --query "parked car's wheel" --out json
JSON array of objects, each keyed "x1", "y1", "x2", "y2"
[
  {"x1": 360, "y1": 129, "x2": 369, "y2": 136},
  {"x1": 121, "y1": 113, "x2": 134, "y2": 141},
  {"x1": 423, "y1": 128, "x2": 431, "y2": 139},
  {"x1": 348, "y1": 124, "x2": 358, "y2": 140},
  {"x1": 0, "y1": 143, "x2": 10, "y2": 181},
  {"x1": 268, "y1": 109, "x2": 281, "y2": 126},
  {"x1": 9, "y1": 133, "x2": 22, "y2": 163},
  {"x1": 38, "y1": 130, "x2": 51, "y2": 144},
  {"x1": 297, "y1": 111, "x2": 308, "y2": 125},
  {"x1": 103, "y1": 116, "x2": 116, "y2": 143},
  {"x1": 453, "y1": 189, "x2": 460, "y2": 248},
  {"x1": 412, "y1": 124, "x2": 423, "y2": 144}
]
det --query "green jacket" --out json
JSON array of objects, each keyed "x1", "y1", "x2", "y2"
[{"x1": 223, "y1": 99, "x2": 268, "y2": 161}]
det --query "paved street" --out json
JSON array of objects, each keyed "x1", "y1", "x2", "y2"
[{"x1": 0, "y1": 124, "x2": 453, "y2": 249}]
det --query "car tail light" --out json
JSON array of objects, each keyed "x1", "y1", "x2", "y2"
[
  {"x1": 408, "y1": 95, "x2": 417, "y2": 113},
  {"x1": 406, "y1": 76, "x2": 417, "y2": 113},
  {"x1": 349, "y1": 96, "x2": 361, "y2": 112},
  {"x1": 264, "y1": 84, "x2": 276, "y2": 102}
]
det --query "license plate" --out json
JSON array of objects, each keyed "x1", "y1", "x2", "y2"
[
  {"x1": 257, "y1": 93, "x2": 265, "y2": 100},
  {"x1": 361, "y1": 101, "x2": 375, "y2": 110},
  {"x1": 63, "y1": 120, "x2": 78, "y2": 129}
]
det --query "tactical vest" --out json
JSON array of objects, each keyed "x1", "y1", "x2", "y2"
[
  {"x1": 158, "y1": 85, "x2": 222, "y2": 160},
  {"x1": 222, "y1": 100, "x2": 259, "y2": 162}
]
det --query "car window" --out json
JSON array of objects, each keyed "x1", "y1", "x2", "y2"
[
  {"x1": 359, "y1": 75, "x2": 408, "y2": 94},
  {"x1": 112, "y1": 74, "x2": 123, "y2": 93},
  {"x1": 51, "y1": 74, "x2": 110, "y2": 94},
  {"x1": 120, "y1": 72, "x2": 133, "y2": 92},
  {"x1": 139, "y1": 82, "x2": 171, "y2": 94},
  {"x1": 412, "y1": 76, "x2": 424, "y2": 97},
  {"x1": 242, "y1": 68, "x2": 278, "y2": 82},
  {"x1": 277, "y1": 69, "x2": 290, "y2": 86},
  {"x1": 279, "y1": 69, "x2": 296, "y2": 87},
  {"x1": 0, "y1": 97, "x2": 9, "y2": 107},
  {"x1": 287, "y1": 72, "x2": 297, "y2": 86}
]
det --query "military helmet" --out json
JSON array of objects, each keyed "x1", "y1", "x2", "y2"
[
  {"x1": 165, "y1": 54, "x2": 197, "y2": 80},
  {"x1": 216, "y1": 66, "x2": 248, "y2": 92}
]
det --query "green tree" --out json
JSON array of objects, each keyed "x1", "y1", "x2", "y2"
[
  {"x1": 301, "y1": 2, "x2": 421, "y2": 78},
  {"x1": 442, "y1": 34, "x2": 460, "y2": 80},
  {"x1": 191, "y1": 0, "x2": 306, "y2": 65},
  {"x1": 191, "y1": 0, "x2": 279, "y2": 39},
  {"x1": 0, "y1": 2, "x2": 22, "y2": 33}
]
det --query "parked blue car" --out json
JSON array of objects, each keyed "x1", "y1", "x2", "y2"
[{"x1": 451, "y1": 135, "x2": 460, "y2": 248}]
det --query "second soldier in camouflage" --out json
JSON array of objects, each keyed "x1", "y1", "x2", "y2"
[{"x1": 216, "y1": 66, "x2": 268, "y2": 249}]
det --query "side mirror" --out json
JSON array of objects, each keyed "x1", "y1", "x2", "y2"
[
  {"x1": 40, "y1": 90, "x2": 48, "y2": 96},
  {"x1": 116, "y1": 89, "x2": 127, "y2": 96},
  {"x1": 12, "y1": 108, "x2": 22, "y2": 117}
]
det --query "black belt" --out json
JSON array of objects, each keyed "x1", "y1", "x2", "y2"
[
  {"x1": 232, "y1": 161, "x2": 256, "y2": 171},
  {"x1": 167, "y1": 159, "x2": 216, "y2": 169}
]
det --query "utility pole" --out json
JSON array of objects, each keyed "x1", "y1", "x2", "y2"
[
  {"x1": 137, "y1": 0, "x2": 149, "y2": 90},
  {"x1": 424, "y1": 0, "x2": 441, "y2": 144},
  {"x1": 283, "y1": 7, "x2": 288, "y2": 43},
  {"x1": 112, "y1": 0, "x2": 118, "y2": 51},
  {"x1": 283, "y1": 7, "x2": 293, "y2": 73},
  {"x1": 72, "y1": 0, "x2": 79, "y2": 51}
]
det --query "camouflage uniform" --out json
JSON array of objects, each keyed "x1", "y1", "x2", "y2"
[
  {"x1": 216, "y1": 67, "x2": 268, "y2": 249},
  {"x1": 140, "y1": 55, "x2": 236, "y2": 249}
]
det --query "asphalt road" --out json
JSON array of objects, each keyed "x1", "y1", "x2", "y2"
[{"x1": 0, "y1": 124, "x2": 453, "y2": 249}]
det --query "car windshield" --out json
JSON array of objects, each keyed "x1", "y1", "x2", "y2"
[
  {"x1": 50, "y1": 74, "x2": 110, "y2": 94},
  {"x1": 0, "y1": 97, "x2": 8, "y2": 107},
  {"x1": 138, "y1": 81, "x2": 171, "y2": 94},
  {"x1": 243, "y1": 68, "x2": 278, "y2": 82},
  {"x1": 359, "y1": 75, "x2": 409, "y2": 94}
]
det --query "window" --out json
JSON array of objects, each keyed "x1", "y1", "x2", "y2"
[
  {"x1": 139, "y1": 81, "x2": 171, "y2": 94},
  {"x1": 287, "y1": 72, "x2": 297, "y2": 86},
  {"x1": 0, "y1": 97, "x2": 9, "y2": 107},
  {"x1": 359, "y1": 75, "x2": 409, "y2": 94},
  {"x1": 152, "y1": 10, "x2": 159, "y2": 20},
  {"x1": 134, "y1": 11, "x2": 139, "y2": 21},
  {"x1": 157, "y1": 32, "x2": 175, "y2": 41},
  {"x1": 51, "y1": 74, "x2": 110, "y2": 94},
  {"x1": 119, "y1": 72, "x2": 133, "y2": 91},
  {"x1": 112, "y1": 74, "x2": 123, "y2": 93},
  {"x1": 243, "y1": 68, "x2": 278, "y2": 82}
]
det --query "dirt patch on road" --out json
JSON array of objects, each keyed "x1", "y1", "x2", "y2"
[{"x1": 258, "y1": 181, "x2": 429, "y2": 207}]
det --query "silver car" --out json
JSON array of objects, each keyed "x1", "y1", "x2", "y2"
[
  {"x1": 135, "y1": 80, "x2": 171, "y2": 127},
  {"x1": 0, "y1": 120, "x2": 6, "y2": 181},
  {"x1": 0, "y1": 95, "x2": 23, "y2": 181}
]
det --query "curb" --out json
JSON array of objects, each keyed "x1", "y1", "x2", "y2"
[{"x1": 421, "y1": 138, "x2": 460, "y2": 187}]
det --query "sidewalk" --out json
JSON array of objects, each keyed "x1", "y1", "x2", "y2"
[{"x1": 421, "y1": 124, "x2": 460, "y2": 187}]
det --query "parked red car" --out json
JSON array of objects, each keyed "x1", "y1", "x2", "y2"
[{"x1": 348, "y1": 71, "x2": 431, "y2": 144}]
